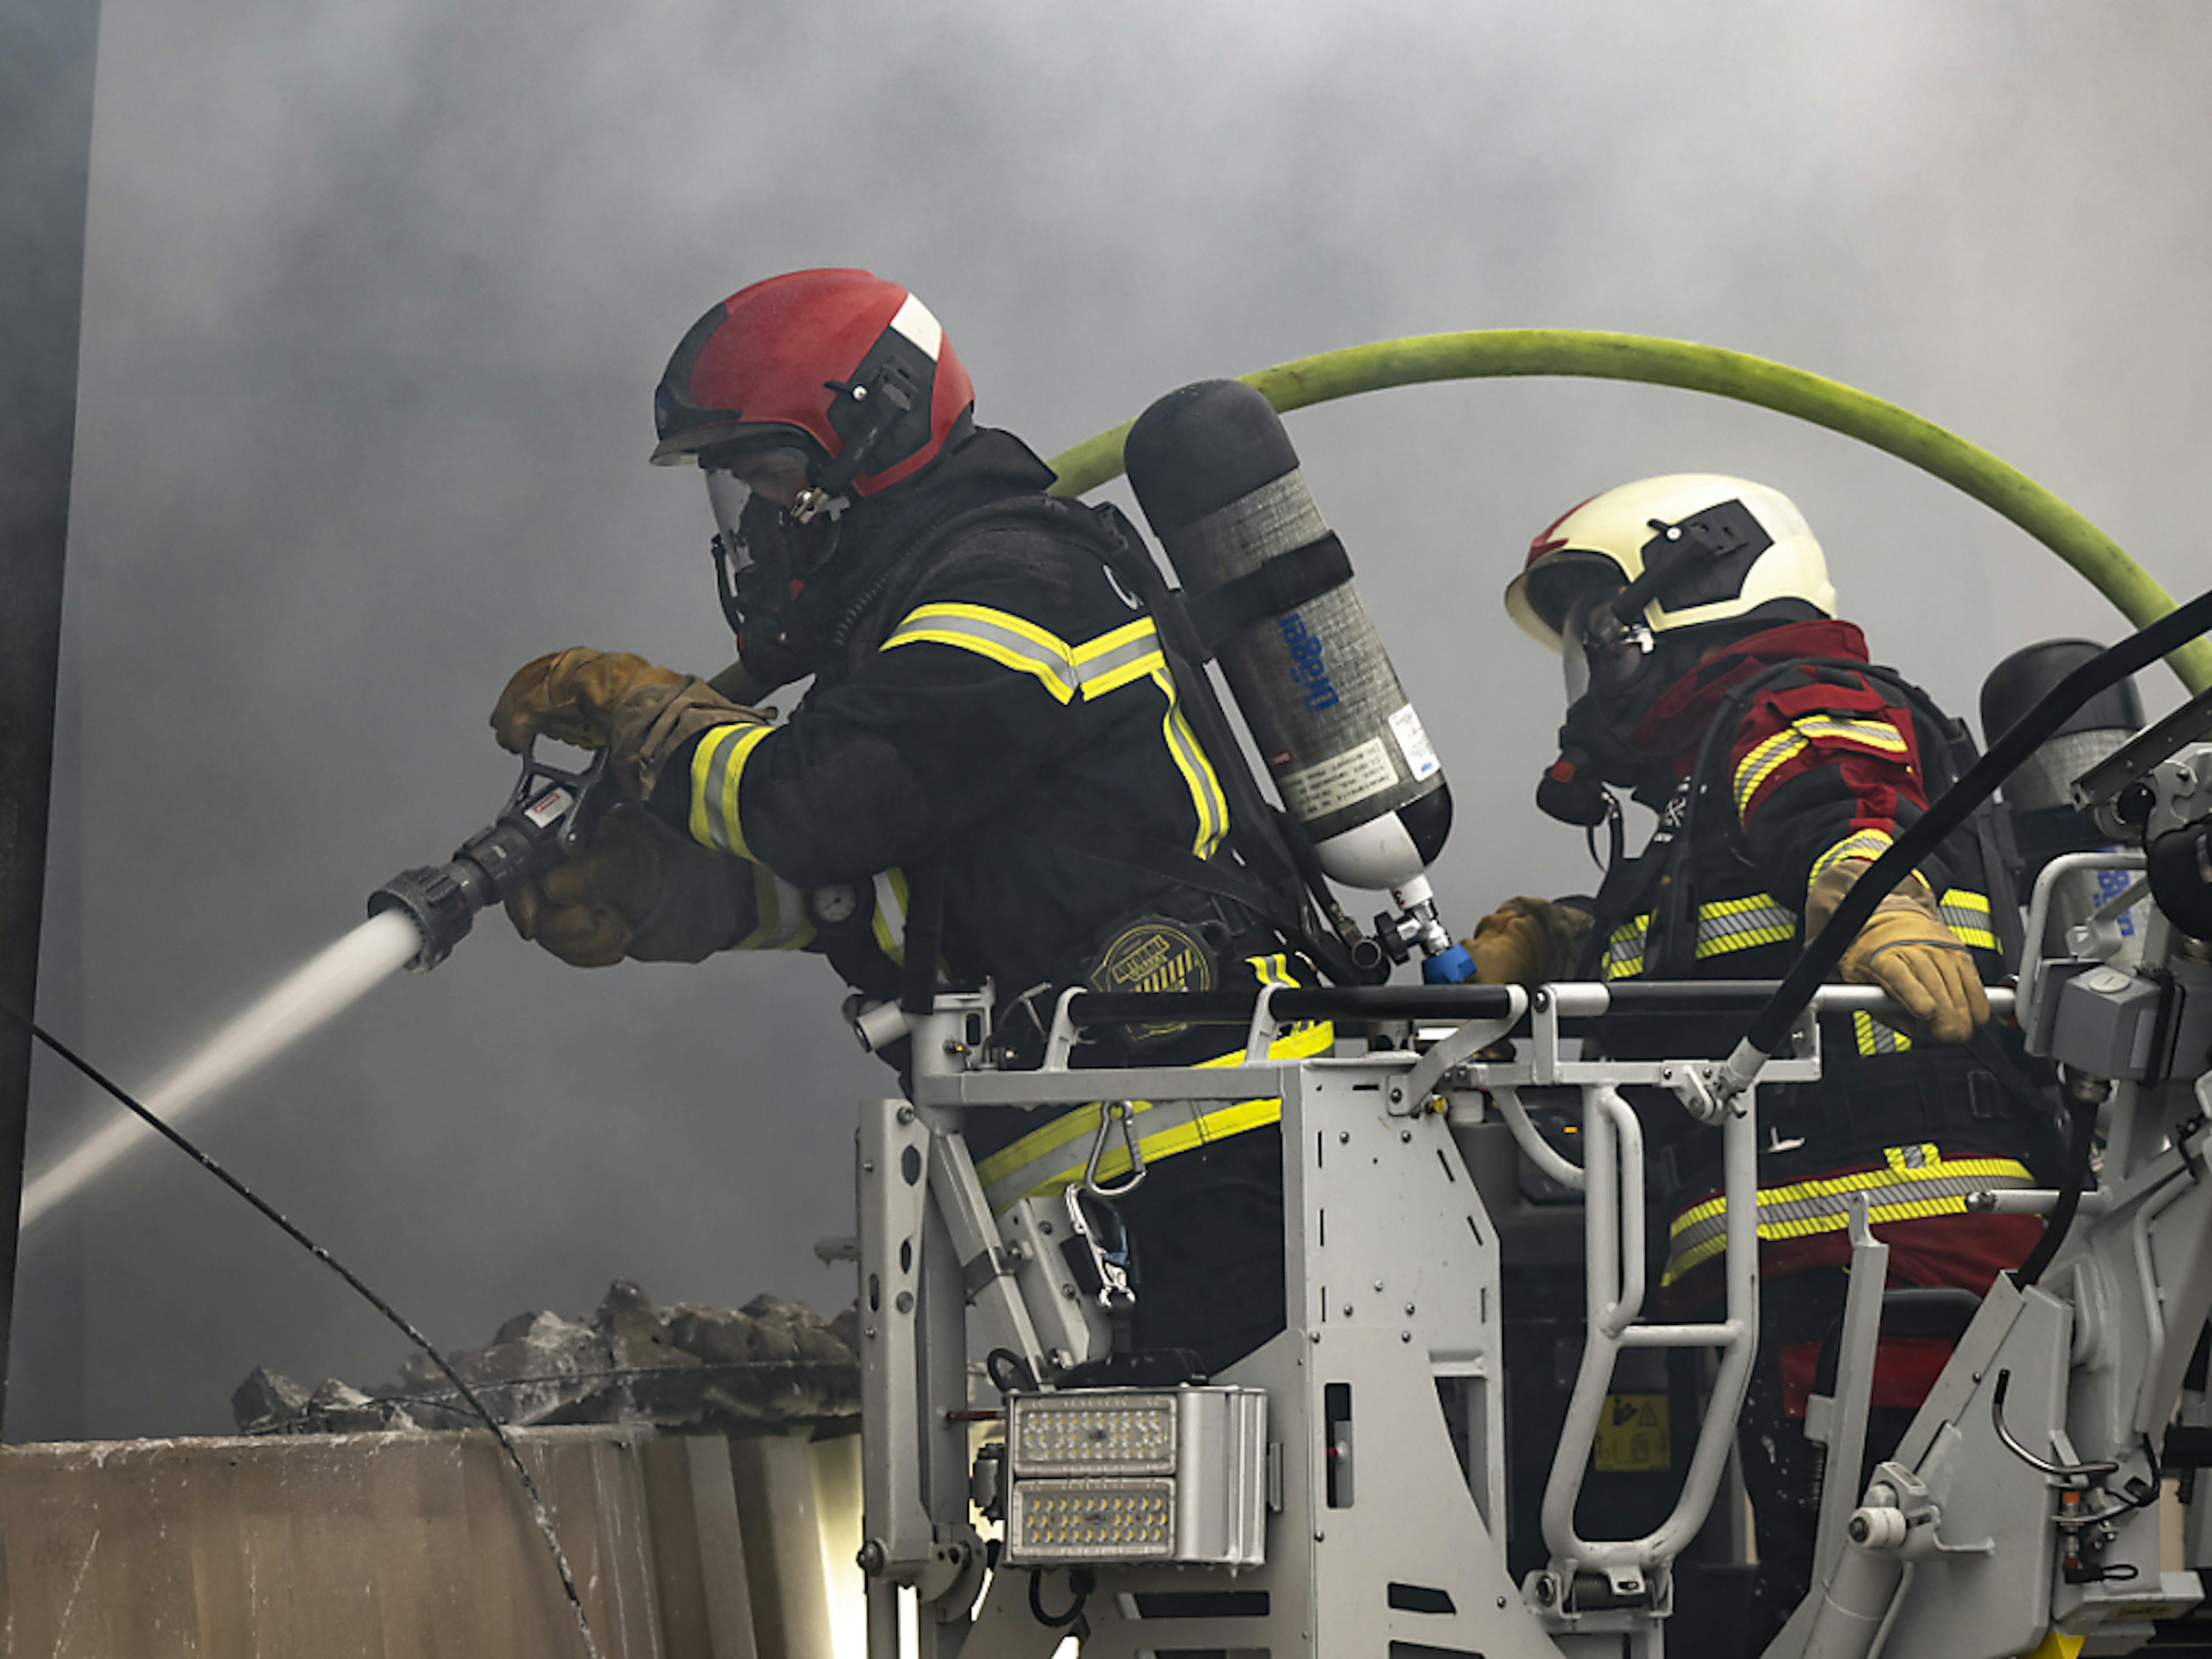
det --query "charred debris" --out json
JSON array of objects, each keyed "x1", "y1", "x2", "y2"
[{"x1": 233, "y1": 1281, "x2": 859, "y2": 1436}]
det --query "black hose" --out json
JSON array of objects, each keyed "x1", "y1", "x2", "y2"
[
  {"x1": 2013, "y1": 1087, "x2": 2101, "y2": 1290},
  {"x1": 1740, "y1": 585, "x2": 2212, "y2": 1061},
  {"x1": 0, "y1": 1001, "x2": 602, "y2": 1659},
  {"x1": 1029, "y1": 1566, "x2": 1096, "y2": 1629}
]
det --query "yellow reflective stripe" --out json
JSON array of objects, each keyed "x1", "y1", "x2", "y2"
[
  {"x1": 731, "y1": 864, "x2": 817, "y2": 952},
  {"x1": 1070, "y1": 619, "x2": 1226, "y2": 852},
  {"x1": 1081, "y1": 652, "x2": 1166, "y2": 698},
  {"x1": 1734, "y1": 716, "x2": 1910, "y2": 821},
  {"x1": 1669, "y1": 1150, "x2": 2030, "y2": 1235},
  {"x1": 1792, "y1": 715, "x2": 1908, "y2": 755},
  {"x1": 688, "y1": 721, "x2": 776, "y2": 861},
  {"x1": 1693, "y1": 926, "x2": 1796, "y2": 960},
  {"x1": 1938, "y1": 887, "x2": 2000, "y2": 952},
  {"x1": 888, "y1": 608, "x2": 1172, "y2": 703},
  {"x1": 894, "y1": 601, "x2": 1074, "y2": 662},
  {"x1": 974, "y1": 1019, "x2": 1334, "y2": 1209},
  {"x1": 1152, "y1": 665, "x2": 1228, "y2": 856},
  {"x1": 1852, "y1": 1008, "x2": 1912, "y2": 1055},
  {"x1": 1662, "y1": 1150, "x2": 2034, "y2": 1283},
  {"x1": 1733, "y1": 729, "x2": 1809, "y2": 817},
  {"x1": 1074, "y1": 1097, "x2": 1284, "y2": 1194},
  {"x1": 1611, "y1": 896, "x2": 1796, "y2": 976},
  {"x1": 1070, "y1": 618, "x2": 1165, "y2": 698},
  {"x1": 882, "y1": 602, "x2": 1081, "y2": 702},
  {"x1": 982, "y1": 1099, "x2": 1270, "y2": 1209},
  {"x1": 883, "y1": 602, "x2": 1224, "y2": 856},
  {"x1": 1605, "y1": 915, "x2": 1647, "y2": 980},
  {"x1": 1692, "y1": 895, "x2": 1797, "y2": 959},
  {"x1": 1702, "y1": 893, "x2": 1778, "y2": 918},
  {"x1": 1200, "y1": 1017, "x2": 1334, "y2": 1065},
  {"x1": 1811, "y1": 828, "x2": 1896, "y2": 884},
  {"x1": 870, "y1": 869, "x2": 906, "y2": 966},
  {"x1": 976, "y1": 1102, "x2": 1121, "y2": 1191}
]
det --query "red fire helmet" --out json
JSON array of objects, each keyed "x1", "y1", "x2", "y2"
[{"x1": 650, "y1": 268, "x2": 975, "y2": 498}]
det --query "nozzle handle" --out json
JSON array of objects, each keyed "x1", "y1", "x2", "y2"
[{"x1": 369, "y1": 739, "x2": 617, "y2": 971}]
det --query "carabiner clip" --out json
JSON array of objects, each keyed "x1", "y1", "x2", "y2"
[{"x1": 1082, "y1": 1100, "x2": 1147, "y2": 1198}]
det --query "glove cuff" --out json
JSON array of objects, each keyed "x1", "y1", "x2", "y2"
[
  {"x1": 1805, "y1": 857, "x2": 1937, "y2": 940},
  {"x1": 1464, "y1": 896, "x2": 1592, "y2": 987},
  {"x1": 608, "y1": 678, "x2": 768, "y2": 802},
  {"x1": 626, "y1": 829, "x2": 760, "y2": 962}
]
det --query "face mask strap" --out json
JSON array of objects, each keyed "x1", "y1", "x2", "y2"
[{"x1": 709, "y1": 531, "x2": 748, "y2": 638}]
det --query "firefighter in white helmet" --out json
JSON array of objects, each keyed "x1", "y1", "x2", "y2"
[{"x1": 1471, "y1": 475, "x2": 2061, "y2": 1637}]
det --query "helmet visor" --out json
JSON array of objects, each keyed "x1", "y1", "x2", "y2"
[{"x1": 704, "y1": 468, "x2": 760, "y2": 573}]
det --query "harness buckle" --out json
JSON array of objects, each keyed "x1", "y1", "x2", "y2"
[{"x1": 1082, "y1": 1100, "x2": 1148, "y2": 1198}]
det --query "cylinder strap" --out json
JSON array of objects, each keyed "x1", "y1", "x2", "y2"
[{"x1": 1181, "y1": 533, "x2": 1353, "y2": 660}]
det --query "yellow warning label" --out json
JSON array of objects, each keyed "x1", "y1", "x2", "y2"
[{"x1": 1593, "y1": 1393, "x2": 1671, "y2": 1473}]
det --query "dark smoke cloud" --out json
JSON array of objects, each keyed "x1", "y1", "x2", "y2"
[{"x1": 12, "y1": 0, "x2": 2211, "y2": 1436}]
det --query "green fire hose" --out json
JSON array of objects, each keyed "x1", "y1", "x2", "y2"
[{"x1": 1044, "y1": 329, "x2": 2211, "y2": 695}]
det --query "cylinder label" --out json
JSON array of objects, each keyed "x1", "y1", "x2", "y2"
[
  {"x1": 1275, "y1": 612, "x2": 1340, "y2": 712},
  {"x1": 1277, "y1": 738, "x2": 1396, "y2": 821},
  {"x1": 1387, "y1": 704, "x2": 1441, "y2": 782}
]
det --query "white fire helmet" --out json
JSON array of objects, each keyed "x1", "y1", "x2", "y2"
[{"x1": 1504, "y1": 474, "x2": 1838, "y2": 654}]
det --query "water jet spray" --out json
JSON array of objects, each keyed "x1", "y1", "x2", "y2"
[{"x1": 19, "y1": 743, "x2": 617, "y2": 1233}]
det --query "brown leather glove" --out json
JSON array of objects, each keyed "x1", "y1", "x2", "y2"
[
  {"x1": 504, "y1": 806, "x2": 756, "y2": 967},
  {"x1": 491, "y1": 647, "x2": 767, "y2": 801},
  {"x1": 1462, "y1": 896, "x2": 1592, "y2": 988},
  {"x1": 1807, "y1": 858, "x2": 1988, "y2": 1044}
]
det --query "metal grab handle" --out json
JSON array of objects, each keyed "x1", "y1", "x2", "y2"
[
  {"x1": 1082, "y1": 1101, "x2": 1147, "y2": 1198},
  {"x1": 1395, "y1": 984, "x2": 1527, "y2": 1114},
  {"x1": 1990, "y1": 1369, "x2": 2119, "y2": 1480},
  {"x1": 1495, "y1": 1085, "x2": 1588, "y2": 1192}
]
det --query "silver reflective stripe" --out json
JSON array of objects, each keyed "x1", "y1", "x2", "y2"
[
  {"x1": 700, "y1": 726, "x2": 745, "y2": 853},
  {"x1": 871, "y1": 871, "x2": 906, "y2": 965},
  {"x1": 1853, "y1": 1009, "x2": 1911, "y2": 1055},
  {"x1": 763, "y1": 876, "x2": 812, "y2": 949},
  {"x1": 888, "y1": 611, "x2": 1078, "y2": 699},
  {"x1": 1071, "y1": 626, "x2": 1162, "y2": 694},
  {"x1": 1156, "y1": 675, "x2": 1225, "y2": 851},
  {"x1": 1938, "y1": 889, "x2": 1998, "y2": 949},
  {"x1": 978, "y1": 1096, "x2": 1224, "y2": 1214},
  {"x1": 1605, "y1": 916, "x2": 1647, "y2": 979},
  {"x1": 1664, "y1": 1161, "x2": 2033, "y2": 1284},
  {"x1": 1694, "y1": 901, "x2": 1797, "y2": 956}
]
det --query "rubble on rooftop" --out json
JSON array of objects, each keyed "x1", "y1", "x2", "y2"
[{"x1": 233, "y1": 1281, "x2": 859, "y2": 1435}]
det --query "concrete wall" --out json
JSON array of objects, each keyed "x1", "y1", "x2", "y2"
[{"x1": 0, "y1": 1425, "x2": 863, "y2": 1658}]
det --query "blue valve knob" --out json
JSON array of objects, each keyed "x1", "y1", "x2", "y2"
[{"x1": 1422, "y1": 943, "x2": 1478, "y2": 985}]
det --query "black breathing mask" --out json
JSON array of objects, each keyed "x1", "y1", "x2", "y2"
[
  {"x1": 706, "y1": 470, "x2": 844, "y2": 689},
  {"x1": 1537, "y1": 590, "x2": 1673, "y2": 828}
]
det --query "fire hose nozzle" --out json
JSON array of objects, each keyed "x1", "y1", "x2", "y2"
[
  {"x1": 368, "y1": 740, "x2": 613, "y2": 972},
  {"x1": 370, "y1": 860, "x2": 489, "y2": 971}
]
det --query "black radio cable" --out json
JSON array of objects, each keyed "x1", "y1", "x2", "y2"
[{"x1": 1, "y1": 1001, "x2": 602, "y2": 1659}]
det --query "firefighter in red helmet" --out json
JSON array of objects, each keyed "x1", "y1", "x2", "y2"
[
  {"x1": 489, "y1": 270, "x2": 1323, "y2": 1377},
  {"x1": 1468, "y1": 474, "x2": 2062, "y2": 1639}
]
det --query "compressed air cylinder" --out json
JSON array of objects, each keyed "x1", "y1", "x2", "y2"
[
  {"x1": 1981, "y1": 639, "x2": 2147, "y2": 959},
  {"x1": 1124, "y1": 380, "x2": 1451, "y2": 891}
]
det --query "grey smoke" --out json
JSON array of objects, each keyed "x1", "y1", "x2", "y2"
[{"x1": 11, "y1": 0, "x2": 2211, "y2": 1437}]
